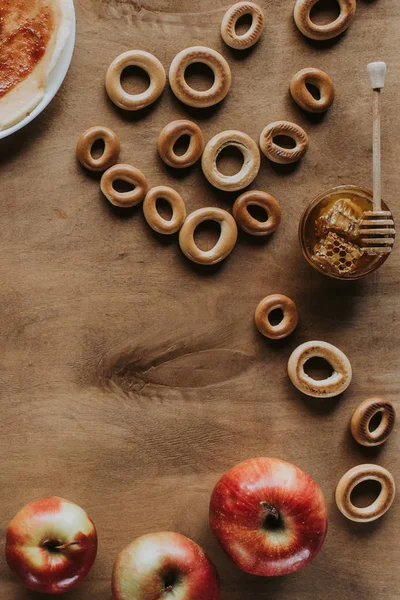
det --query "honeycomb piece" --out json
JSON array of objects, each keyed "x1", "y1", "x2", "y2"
[
  {"x1": 315, "y1": 198, "x2": 363, "y2": 241},
  {"x1": 313, "y1": 232, "x2": 363, "y2": 275}
]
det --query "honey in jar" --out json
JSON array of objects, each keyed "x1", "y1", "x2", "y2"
[{"x1": 299, "y1": 185, "x2": 393, "y2": 279}]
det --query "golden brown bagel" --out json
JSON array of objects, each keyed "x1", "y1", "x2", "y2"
[
  {"x1": 169, "y1": 47, "x2": 231, "y2": 108},
  {"x1": 143, "y1": 186, "x2": 186, "y2": 235},
  {"x1": 294, "y1": 0, "x2": 356, "y2": 41},
  {"x1": 259, "y1": 121, "x2": 309, "y2": 164},
  {"x1": 335, "y1": 464, "x2": 395, "y2": 522},
  {"x1": 76, "y1": 126, "x2": 120, "y2": 172},
  {"x1": 288, "y1": 340, "x2": 352, "y2": 398},
  {"x1": 105, "y1": 50, "x2": 166, "y2": 111},
  {"x1": 233, "y1": 190, "x2": 281, "y2": 236},
  {"x1": 100, "y1": 164, "x2": 148, "y2": 208},
  {"x1": 290, "y1": 68, "x2": 335, "y2": 113},
  {"x1": 179, "y1": 207, "x2": 238, "y2": 265},
  {"x1": 221, "y1": 2, "x2": 265, "y2": 50},
  {"x1": 202, "y1": 130, "x2": 260, "y2": 191},
  {"x1": 255, "y1": 294, "x2": 298, "y2": 339},
  {"x1": 351, "y1": 397, "x2": 396, "y2": 447},
  {"x1": 157, "y1": 120, "x2": 205, "y2": 169}
]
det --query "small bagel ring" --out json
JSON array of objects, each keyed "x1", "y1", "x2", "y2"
[
  {"x1": 255, "y1": 294, "x2": 298, "y2": 340},
  {"x1": 351, "y1": 397, "x2": 396, "y2": 447},
  {"x1": 294, "y1": 0, "x2": 356, "y2": 41},
  {"x1": 76, "y1": 126, "x2": 120, "y2": 172},
  {"x1": 179, "y1": 207, "x2": 238, "y2": 265},
  {"x1": 233, "y1": 190, "x2": 281, "y2": 236},
  {"x1": 335, "y1": 464, "x2": 395, "y2": 523},
  {"x1": 290, "y1": 68, "x2": 335, "y2": 113},
  {"x1": 288, "y1": 340, "x2": 352, "y2": 398},
  {"x1": 105, "y1": 50, "x2": 166, "y2": 111},
  {"x1": 101, "y1": 164, "x2": 148, "y2": 208},
  {"x1": 221, "y1": 2, "x2": 265, "y2": 50},
  {"x1": 157, "y1": 120, "x2": 205, "y2": 168},
  {"x1": 169, "y1": 46, "x2": 232, "y2": 108},
  {"x1": 202, "y1": 130, "x2": 260, "y2": 191},
  {"x1": 143, "y1": 186, "x2": 186, "y2": 235},
  {"x1": 259, "y1": 121, "x2": 309, "y2": 164}
]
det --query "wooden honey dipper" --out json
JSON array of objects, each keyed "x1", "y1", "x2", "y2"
[{"x1": 359, "y1": 62, "x2": 395, "y2": 255}]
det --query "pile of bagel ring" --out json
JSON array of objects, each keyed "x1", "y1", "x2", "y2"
[
  {"x1": 76, "y1": 0, "x2": 396, "y2": 523},
  {"x1": 76, "y1": 0, "x2": 346, "y2": 266}
]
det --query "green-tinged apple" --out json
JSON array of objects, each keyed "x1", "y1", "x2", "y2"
[
  {"x1": 209, "y1": 457, "x2": 328, "y2": 576},
  {"x1": 112, "y1": 532, "x2": 220, "y2": 600},
  {"x1": 6, "y1": 496, "x2": 98, "y2": 594}
]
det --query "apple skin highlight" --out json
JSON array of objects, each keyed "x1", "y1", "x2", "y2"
[
  {"x1": 209, "y1": 457, "x2": 328, "y2": 577},
  {"x1": 5, "y1": 496, "x2": 98, "y2": 594},
  {"x1": 112, "y1": 531, "x2": 220, "y2": 600}
]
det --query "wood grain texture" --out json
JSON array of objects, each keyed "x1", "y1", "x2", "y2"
[{"x1": 0, "y1": 0, "x2": 399, "y2": 598}]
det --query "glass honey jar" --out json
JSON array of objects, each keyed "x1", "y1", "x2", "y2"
[{"x1": 299, "y1": 185, "x2": 393, "y2": 280}]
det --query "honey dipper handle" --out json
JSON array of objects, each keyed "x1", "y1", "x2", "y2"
[
  {"x1": 367, "y1": 62, "x2": 387, "y2": 212},
  {"x1": 372, "y1": 90, "x2": 382, "y2": 211}
]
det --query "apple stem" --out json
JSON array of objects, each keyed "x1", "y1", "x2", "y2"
[
  {"x1": 56, "y1": 541, "x2": 81, "y2": 550},
  {"x1": 163, "y1": 585, "x2": 173, "y2": 593},
  {"x1": 260, "y1": 501, "x2": 279, "y2": 520},
  {"x1": 43, "y1": 540, "x2": 81, "y2": 552}
]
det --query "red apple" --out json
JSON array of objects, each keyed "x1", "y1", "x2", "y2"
[
  {"x1": 6, "y1": 496, "x2": 98, "y2": 594},
  {"x1": 112, "y1": 532, "x2": 220, "y2": 600},
  {"x1": 209, "y1": 457, "x2": 327, "y2": 576}
]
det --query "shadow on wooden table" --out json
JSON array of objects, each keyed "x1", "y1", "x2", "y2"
[
  {"x1": 293, "y1": 252, "x2": 369, "y2": 324},
  {"x1": 0, "y1": 104, "x2": 56, "y2": 167},
  {"x1": 283, "y1": 375, "x2": 346, "y2": 416},
  {"x1": 12, "y1": 589, "x2": 85, "y2": 600},
  {"x1": 104, "y1": 88, "x2": 164, "y2": 124},
  {"x1": 342, "y1": 423, "x2": 386, "y2": 457},
  {"x1": 342, "y1": 515, "x2": 389, "y2": 536},
  {"x1": 169, "y1": 88, "x2": 227, "y2": 123},
  {"x1": 98, "y1": 187, "x2": 143, "y2": 221}
]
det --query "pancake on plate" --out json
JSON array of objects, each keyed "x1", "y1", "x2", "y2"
[{"x1": 0, "y1": 0, "x2": 73, "y2": 130}]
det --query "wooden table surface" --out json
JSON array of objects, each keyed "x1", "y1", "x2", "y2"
[{"x1": 1, "y1": 0, "x2": 399, "y2": 598}]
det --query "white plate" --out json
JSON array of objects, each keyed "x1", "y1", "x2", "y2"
[{"x1": 0, "y1": 0, "x2": 76, "y2": 141}]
